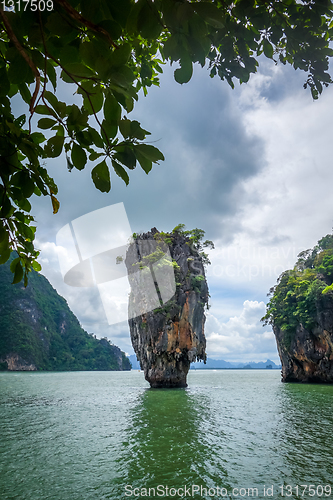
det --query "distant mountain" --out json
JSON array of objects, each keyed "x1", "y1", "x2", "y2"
[
  {"x1": 129, "y1": 354, "x2": 281, "y2": 370},
  {"x1": 190, "y1": 358, "x2": 281, "y2": 369},
  {"x1": 0, "y1": 256, "x2": 131, "y2": 371},
  {"x1": 129, "y1": 355, "x2": 141, "y2": 370}
]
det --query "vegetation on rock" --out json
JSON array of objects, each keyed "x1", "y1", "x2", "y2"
[{"x1": 262, "y1": 233, "x2": 333, "y2": 349}]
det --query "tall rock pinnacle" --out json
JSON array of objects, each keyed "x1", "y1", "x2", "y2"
[{"x1": 125, "y1": 227, "x2": 210, "y2": 388}]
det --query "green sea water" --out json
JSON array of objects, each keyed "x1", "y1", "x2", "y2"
[{"x1": 0, "y1": 370, "x2": 332, "y2": 500}]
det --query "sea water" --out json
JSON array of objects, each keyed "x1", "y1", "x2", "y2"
[{"x1": 0, "y1": 370, "x2": 332, "y2": 500}]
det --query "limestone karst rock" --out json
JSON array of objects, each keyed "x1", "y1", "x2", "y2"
[
  {"x1": 125, "y1": 227, "x2": 209, "y2": 388},
  {"x1": 274, "y1": 293, "x2": 333, "y2": 383},
  {"x1": 263, "y1": 233, "x2": 333, "y2": 383}
]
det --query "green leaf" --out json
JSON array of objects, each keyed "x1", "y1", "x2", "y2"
[
  {"x1": 31, "y1": 132, "x2": 46, "y2": 144},
  {"x1": 119, "y1": 118, "x2": 131, "y2": 138},
  {"x1": 193, "y1": 2, "x2": 225, "y2": 29},
  {"x1": 101, "y1": 119, "x2": 118, "y2": 142},
  {"x1": 104, "y1": 93, "x2": 121, "y2": 123},
  {"x1": 130, "y1": 120, "x2": 150, "y2": 140},
  {"x1": 91, "y1": 160, "x2": 111, "y2": 192},
  {"x1": 71, "y1": 143, "x2": 87, "y2": 170},
  {"x1": 7, "y1": 55, "x2": 32, "y2": 85},
  {"x1": 0, "y1": 67, "x2": 10, "y2": 97},
  {"x1": 38, "y1": 118, "x2": 58, "y2": 129},
  {"x1": 16, "y1": 198, "x2": 31, "y2": 212},
  {"x1": 263, "y1": 39, "x2": 274, "y2": 59},
  {"x1": 12, "y1": 260, "x2": 23, "y2": 284},
  {"x1": 83, "y1": 87, "x2": 104, "y2": 115},
  {"x1": 134, "y1": 144, "x2": 165, "y2": 163},
  {"x1": 63, "y1": 63, "x2": 94, "y2": 78},
  {"x1": 114, "y1": 146, "x2": 137, "y2": 169},
  {"x1": 0, "y1": 248, "x2": 11, "y2": 265},
  {"x1": 137, "y1": 1, "x2": 162, "y2": 40},
  {"x1": 88, "y1": 127, "x2": 104, "y2": 148},
  {"x1": 46, "y1": 60, "x2": 57, "y2": 90},
  {"x1": 10, "y1": 257, "x2": 20, "y2": 274},
  {"x1": 35, "y1": 105, "x2": 53, "y2": 115},
  {"x1": 110, "y1": 43, "x2": 132, "y2": 67},
  {"x1": 32, "y1": 260, "x2": 42, "y2": 272},
  {"x1": 134, "y1": 148, "x2": 152, "y2": 174},
  {"x1": 112, "y1": 160, "x2": 129, "y2": 185},
  {"x1": 174, "y1": 57, "x2": 193, "y2": 84},
  {"x1": 18, "y1": 83, "x2": 31, "y2": 105},
  {"x1": 44, "y1": 135, "x2": 64, "y2": 158}
]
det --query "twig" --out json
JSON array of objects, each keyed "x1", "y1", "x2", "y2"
[
  {"x1": 54, "y1": 0, "x2": 119, "y2": 49},
  {"x1": 0, "y1": 5, "x2": 40, "y2": 114}
]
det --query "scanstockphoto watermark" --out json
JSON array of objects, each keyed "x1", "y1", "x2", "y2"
[
  {"x1": 124, "y1": 484, "x2": 259, "y2": 497},
  {"x1": 124, "y1": 484, "x2": 332, "y2": 497},
  {"x1": 206, "y1": 243, "x2": 303, "y2": 281},
  {"x1": 55, "y1": 203, "x2": 177, "y2": 326}
]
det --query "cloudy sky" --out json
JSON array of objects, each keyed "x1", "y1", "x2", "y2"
[{"x1": 19, "y1": 54, "x2": 333, "y2": 364}]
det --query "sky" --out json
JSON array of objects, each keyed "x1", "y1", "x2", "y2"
[{"x1": 16, "y1": 53, "x2": 333, "y2": 364}]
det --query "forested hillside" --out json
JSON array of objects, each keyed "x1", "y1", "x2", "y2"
[{"x1": 0, "y1": 256, "x2": 131, "y2": 371}]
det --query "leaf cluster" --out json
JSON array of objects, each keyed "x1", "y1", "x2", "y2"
[
  {"x1": 1, "y1": 0, "x2": 333, "y2": 283},
  {"x1": 262, "y1": 233, "x2": 333, "y2": 347}
]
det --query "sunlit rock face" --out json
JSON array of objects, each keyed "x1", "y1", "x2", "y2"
[
  {"x1": 125, "y1": 228, "x2": 208, "y2": 388},
  {"x1": 275, "y1": 294, "x2": 333, "y2": 383}
]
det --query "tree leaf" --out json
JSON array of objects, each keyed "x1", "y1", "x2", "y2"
[
  {"x1": 51, "y1": 194, "x2": 60, "y2": 214},
  {"x1": 10, "y1": 257, "x2": 20, "y2": 274},
  {"x1": 112, "y1": 160, "x2": 129, "y2": 185},
  {"x1": 44, "y1": 136, "x2": 64, "y2": 158},
  {"x1": 12, "y1": 260, "x2": 23, "y2": 284},
  {"x1": 193, "y1": 2, "x2": 225, "y2": 29},
  {"x1": 174, "y1": 57, "x2": 193, "y2": 84},
  {"x1": 114, "y1": 146, "x2": 137, "y2": 169},
  {"x1": 119, "y1": 118, "x2": 131, "y2": 138},
  {"x1": 32, "y1": 260, "x2": 42, "y2": 272},
  {"x1": 263, "y1": 39, "x2": 274, "y2": 59},
  {"x1": 134, "y1": 144, "x2": 165, "y2": 163},
  {"x1": 101, "y1": 119, "x2": 118, "y2": 142},
  {"x1": 71, "y1": 143, "x2": 87, "y2": 170},
  {"x1": 46, "y1": 60, "x2": 57, "y2": 90},
  {"x1": 38, "y1": 118, "x2": 58, "y2": 129},
  {"x1": 104, "y1": 93, "x2": 121, "y2": 123},
  {"x1": 91, "y1": 160, "x2": 111, "y2": 192},
  {"x1": 0, "y1": 248, "x2": 11, "y2": 265},
  {"x1": 83, "y1": 87, "x2": 104, "y2": 115},
  {"x1": 134, "y1": 148, "x2": 152, "y2": 174}
]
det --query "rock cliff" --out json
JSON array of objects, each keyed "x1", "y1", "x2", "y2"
[
  {"x1": 263, "y1": 233, "x2": 333, "y2": 383},
  {"x1": 125, "y1": 227, "x2": 209, "y2": 388},
  {"x1": 274, "y1": 293, "x2": 333, "y2": 383}
]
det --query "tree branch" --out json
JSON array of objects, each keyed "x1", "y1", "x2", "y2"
[
  {"x1": 0, "y1": 5, "x2": 40, "y2": 114},
  {"x1": 54, "y1": 0, "x2": 119, "y2": 49}
]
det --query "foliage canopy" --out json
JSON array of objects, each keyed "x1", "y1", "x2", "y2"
[
  {"x1": 262, "y1": 234, "x2": 333, "y2": 348},
  {"x1": 1, "y1": 0, "x2": 333, "y2": 283}
]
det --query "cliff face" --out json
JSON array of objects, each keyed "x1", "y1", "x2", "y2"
[
  {"x1": 263, "y1": 234, "x2": 333, "y2": 383},
  {"x1": 274, "y1": 294, "x2": 333, "y2": 383},
  {"x1": 125, "y1": 228, "x2": 208, "y2": 388}
]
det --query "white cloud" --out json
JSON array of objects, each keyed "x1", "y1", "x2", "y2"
[{"x1": 205, "y1": 300, "x2": 278, "y2": 363}]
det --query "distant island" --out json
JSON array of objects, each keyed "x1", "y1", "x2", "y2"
[
  {"x1": 0, "y1": 255, "x2": 131, "y2": 372},
  {"x1": 263, "y1": 233, "x2": 333, "y2": 383},
  {"x1": 128, "y1": 355, "x2": 281, "y2": 370}
]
